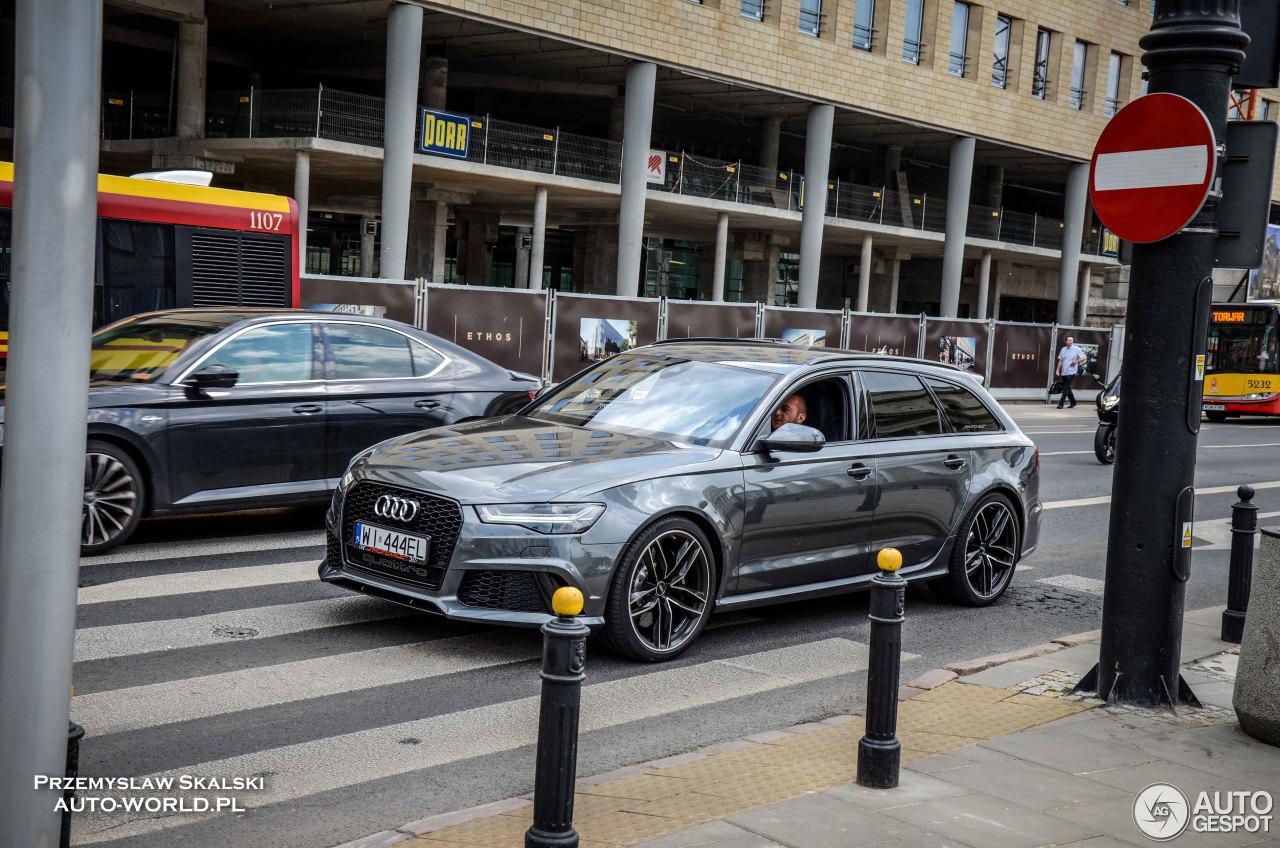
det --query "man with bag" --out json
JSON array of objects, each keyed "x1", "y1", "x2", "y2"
[{"x1": 1055, "y1": 335, "x2": 1088, "y2": 409}]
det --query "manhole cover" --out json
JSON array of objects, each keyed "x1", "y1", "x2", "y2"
[{"x1": 213, "y1": 625, "x2": 259, "y2": 639}]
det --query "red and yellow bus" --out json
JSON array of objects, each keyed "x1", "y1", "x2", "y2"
[
  {"x1": 0, "y1": 161, "x2": 300, "y2": 356},
  {"x1": 1204, "y1": 302, "x2": 1280, "y2": 421}
]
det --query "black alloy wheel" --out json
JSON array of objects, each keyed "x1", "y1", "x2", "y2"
[
  {"x1": 1094, "y1": 423, "x2": 1117, "y2": 464},
  {"x1": 938, "y1": 493, "x2": 1019, "y2": 606},
  {"x1": 601, "y1": 516, "x2": 715, "y2": 662},
  {"x1": 82, "y1": 441, "x2": 144, "y2": 556}
]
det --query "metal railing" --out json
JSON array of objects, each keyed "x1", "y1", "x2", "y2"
[{"x1": 88, "y1": 86, "x2": 1103, "y2": 256}]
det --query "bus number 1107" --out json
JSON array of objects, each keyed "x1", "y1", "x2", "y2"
[{"x1": 249, "y1": 211, "x2": 283, "y2": 231}]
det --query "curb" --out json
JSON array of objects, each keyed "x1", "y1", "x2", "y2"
[{"x1": 330, "y1": 625, "x2": 1115, "y2": 848}]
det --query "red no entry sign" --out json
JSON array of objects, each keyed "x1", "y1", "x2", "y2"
[{"x1": 1089, "y1": 93, "x2": 1216, "y2": 243}]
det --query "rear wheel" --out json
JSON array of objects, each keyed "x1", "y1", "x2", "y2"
[
  {"x1": 1094, "y1": 423, "x2": 1116, "y2": 464},
  {"x1": 81, "y1": 441, "x2": 144, "y2": 556},
  {"x1": 1205, "y1": 411, "x2": 1227, "y2": 423},
  {"x1": 600, "y1": 516, "x2": 715, "y2": 662},
  {"x1": 936, "y1": 494, "x2": 1019, "y2": 607}
]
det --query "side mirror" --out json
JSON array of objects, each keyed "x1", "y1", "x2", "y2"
[
  {"x1": 759, "y1": 423, "x2": 826, "y2": 453},
  {"x1": 183, "y1": 364, "x2": 239, "y2": 390}
]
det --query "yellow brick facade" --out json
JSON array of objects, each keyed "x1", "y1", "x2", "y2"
[{"x1": 420, "y1": 0, "x2": 1154, "y2": 162}]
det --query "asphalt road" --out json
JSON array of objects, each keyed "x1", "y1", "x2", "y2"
[{"x1": 66, "y1": 404, "x2": 1280, "y2": 848}]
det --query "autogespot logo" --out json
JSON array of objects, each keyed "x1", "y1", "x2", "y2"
[{"x1": 1134, "y1": 783, "x2": 1190, "y2": 841}]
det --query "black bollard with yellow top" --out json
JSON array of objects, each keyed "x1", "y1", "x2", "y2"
[
  {"x1": 857, "y1": 547, "x2": 906, "y2": 789},
  {"x1": 526, "y1": 587, "x2": 590, "y2": 848}
]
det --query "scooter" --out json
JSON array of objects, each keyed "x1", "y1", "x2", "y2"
[{"x1": 1094, "y1": 373, "x2": 1121, "y2": 464}]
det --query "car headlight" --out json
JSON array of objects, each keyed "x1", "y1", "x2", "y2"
[
  {"x1": 1102, "y1": 395, "x2": 1119, "y2": 410},
  {"x1": 476, "y1": 503, "x2": 606, "y2": 534},
  {"x1": 338, "y1": 448, "x2": 376, "y2": 492}
]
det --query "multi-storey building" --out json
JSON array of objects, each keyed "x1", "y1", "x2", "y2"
[{"x1": 1, "y1": 0, "x2": 1277, "y2": 325}]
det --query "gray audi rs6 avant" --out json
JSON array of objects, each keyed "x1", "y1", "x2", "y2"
[{"x1": 320, "y1": 340, "x2": 1041, "y2": 661}]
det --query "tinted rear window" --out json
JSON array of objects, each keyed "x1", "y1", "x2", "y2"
[
  {"x1": 927, "y1": 378, "x2": 1003, "y2": 433},
  {"x1": 862, "y1": 371, "x2": 942, "y2": 438}
]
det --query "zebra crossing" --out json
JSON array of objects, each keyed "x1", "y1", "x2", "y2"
[{"x1": 68, "y1": 529, "x2": 878, "y2": 848}]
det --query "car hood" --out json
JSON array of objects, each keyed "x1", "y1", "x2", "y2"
[{"x1": 355, "y1": 416, "x2": 724, "y2": 503}]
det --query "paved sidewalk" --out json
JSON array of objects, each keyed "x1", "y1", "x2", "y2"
[{"x1": 343, "y1": 606, "x2": 1280, "y2": 848}]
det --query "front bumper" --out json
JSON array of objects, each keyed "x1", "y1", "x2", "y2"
[{"x1": 318, "y1": 484, "x2": 618, "y2": 628}]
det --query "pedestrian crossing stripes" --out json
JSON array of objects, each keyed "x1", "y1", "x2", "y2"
[
  {"x1": 80, "y1": 529, "x2": 324, "y2": 566},
  {"x1": 1036, "y1": 574, "x2": 1106, "y2": 595},
  {"x1": 77, "y1": 560, "x2": 319, "y2": 604}
]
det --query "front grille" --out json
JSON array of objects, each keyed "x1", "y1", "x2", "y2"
[
  {"x1": 458, "y1": 570, "x2": 547, "y2": 612},
  {"x1": 325, "y1": 530, "x2": 341, "y2": 566},
  {"x1": 339, "y1": 483, "x2": 463, "y2": 591}
]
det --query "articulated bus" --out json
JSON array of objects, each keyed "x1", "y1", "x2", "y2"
[
  {"x1": 0, "y1": 161, "x2": 300, "y2": 356},
  {"x1": 1204, "y1": 302, "x2": 1280, "y2": 421}
]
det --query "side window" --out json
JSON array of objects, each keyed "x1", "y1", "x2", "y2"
[
  {"x1": 758, "y1": 376, "x2": 851, "y2": 443},
  {"x1": 325, "y1": 323, "x2": 415, "y2": 380},
  {"x1": 410, "y1": 342, "x2": 446, "y2": 377},
  {"x1": 205, "y1": 323, "x2": 315, "y2": 384},
  {"x1": 927, "y1": 378, "x2": 1003, "y2": 433},
  {"x1": 862, "y1": 371, "x2": 943, "y2": 438}
]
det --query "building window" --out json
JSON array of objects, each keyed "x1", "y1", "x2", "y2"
[
  {"x1": 741, "y1": 0, "x2": 765, "y2": 20},
  {"x1": 1229, "y1": 97, "x2": 1245, "y2": 121},
  {"x1": 800, "y1": 0, "x2": 822, "y2": 35},
  {"x1": 992, "y1": 14, "x2": 1012, "y2": 88},
  {"x1": 1032, "y1": 28, "x2": 1052, "y2": 99},
  {"x1": 903, "y1": 0, "x2": 926, "y2": 63},
  {"x1": 1262, "y1": 99, "x2": 1274, "y2": 121},
  {"x1": 1105, "y1": 52, "x2": 1123, "y2": 116},
  {"x1": 1070, "y1": 41, "x2": 1089, "y2": 109},
  {"x1": 948, "y1": 2, "x2": 970, "y2": 76},
  {"x1": 853, "y1": 0, "x2": 875, "y2": 50}
]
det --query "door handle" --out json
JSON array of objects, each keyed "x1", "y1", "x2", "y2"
[
  {"x1": 414, "y1": 399, "x2": 441, "y2": 410},
  {"x1": 292, "y1": 404, "x2": 322, "y2": 415},
  {"x1": 847, "y1": 463, "x2": 872, "y2": 480},
  {"x1": 943, "y1": 454, "x2": 966, "y2": 470}
]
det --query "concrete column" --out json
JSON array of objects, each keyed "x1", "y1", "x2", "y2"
[
  {"x1": 888, "y1": 256, "x2": 902, "y2": 313},
  {"x1": 760, "y1": 116, "x2": 783, "y2": 175},
  {"x1": 529, "y1": 185, "x2": 548, "y2": 290},
  {"x1": 1077, "y1": 263, "x2": 1092, "y2": 325},
  {"x1": 359, "y1": 218, "x2": 376, "y2": 277},
  {"x1": 0, "y1": 1, "x2": 101, "y2": 840},
  {"x1": 856, "y1": 233, "x2": 873, "y2": 312},
  {"x1": 176, "y1": 17, "x2": 207, "y2": 138},
  {"x1": 940, "y1": 136, "x2": 976, "y2": 318},
  {"x1": 1057, "y1": 162, "x2": 1090, "y2": 325},
  {"x1": 431, "y1": 200, "x2": 447, "y2": 285},
  {"x1": 594, "y1": 227, "x2": 620, "y2": 295},
  {"x1": 976, "y1": 250, "x2": 993, "y2": 319},
  {"x1": 292, "y1": 151, "x2": 310, "y2": 276},
  {"x1": 514, "y1": 228, "x2": 531, "y2": 289},
  {"x1": 986, "y1": 165, "x2": 1005, "y2": 209},
  {"x1": 407, "y1": 196, "x2": 447, "y2": 282},
  {"x1": 798, "y1": 103, "x2": 835, "y2": 309},
  {"x1": 616, "y1": 61, "x2": 657, "y2": 297},
  {"x1": 378, "y1": 2, "x2": 423, "y2": 281},
  {"x1": 457, "y1": 211, "x2": 497, "y2": 284},
  {"x1": 421, "y1": 56, "x2": 447, "y2": 111},
  {"x1": 712, "y1": 211, "x2": 730, "y2": 302}
]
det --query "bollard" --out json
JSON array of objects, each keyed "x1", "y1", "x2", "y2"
[
  {"x1": 858, "y1": 548, "x2": 906, "y2": 789},
  {"x1": 526, "y1": 587, "x2": 590, "y2": 848},
  {"x1": 1222, "y1": 485, "x2": 1258, "y2": 644},
  {"x1": 61, "y1": 722, "x2": 85, "y2": 848}
]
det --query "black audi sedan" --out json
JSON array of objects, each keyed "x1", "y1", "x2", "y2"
[
  {"x1": 1, "y1": 309, "x2": 539, "y2": 555},
  {"x1": 321, "y1": 340, "x2": 1042, "y2": 662}
]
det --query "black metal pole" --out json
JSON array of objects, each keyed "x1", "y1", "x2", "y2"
[
  {"x1": 60, "y1": 722, "x2": 84, "y2": 848},
  {"x1": 1222, "y1": 485, "x2": 1258, "y2": 643},
  {"x1": 1093, "y1": 0, "x2": 1248, "y2": 706},
  {"x1": 526, "y1": 588, "x2": 589, "y2": 848},
  {"x1": 858, "y1": 548, "x2": 905, "y2": 789}
]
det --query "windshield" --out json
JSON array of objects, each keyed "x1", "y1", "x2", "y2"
[
  {"x1": 528, "y1": 354, "x2": 781, "y2": 448},
  {"x1": 89, "y1": 314, "x2": 234, "y2": 382},
  {"x1": 1207, "y1": 321, "x2": 1279, "y2": 375}
]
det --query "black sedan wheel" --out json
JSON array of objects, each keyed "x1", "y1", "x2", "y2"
[
  {"x1": 82, "y1": 441, "x2": 144, "y2": 556},
  {"x1": 602, "y1": 516, "x2": 714, "y2": 662},
  {"x1": 938, "y1": 494, "x2": 1019, "y2": 606}
]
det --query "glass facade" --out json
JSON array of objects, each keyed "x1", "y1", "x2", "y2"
[{"x1": 948, "y1": 2, "x2": 970, "y2": 77}]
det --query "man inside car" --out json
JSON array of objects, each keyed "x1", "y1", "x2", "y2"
[{"x1": 771, "y1": 393, "x2": 808, "y2": 430}]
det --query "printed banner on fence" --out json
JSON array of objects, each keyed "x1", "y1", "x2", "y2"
[
  {"x1": 418, "y1": 108, "x2": 473, "y2": 159},
  {"x1": 552, "y1": 295, "x2": 660, "y2": 382},
  {"x1": 989, "y1": 323, "x2": 1053, "y2": 389},
  {"x1": 666, "y1": 301, "x2": 758, "y2": 340},
  {"x1": 426, "y1": 286, "x2": 546, "y2": 378},
  {"x1": 1061, "y1": 327, "x2": 1110, "y2": 383},
  {"x1": 923, "y1": 320, "x2": 991, "y2": 378},
  {"x1": 762, "y1": 308, "x2": 842, "y2": 349},
  {"x1": 301, "y1": 277, "x2": 415, "y2": 324},
  {"x1": 847, "y1": 314, "x2": 920, "y2": 358},
  {"x1": 646, "y1": 150, "x2": 667, "y2": 184}
]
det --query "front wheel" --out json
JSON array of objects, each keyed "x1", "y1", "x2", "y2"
[
  {"x1": 600, "y1": 516, "x2": 715, "y2": 662},
  {"x1": 82, "y1": 441, "x2": 144, "y2": 556},
  {"x1": 1205, "y1": 411, "x2": 1227, "y2": 423},
  {"x1": 935, "y1": 494, "x2": 1020, "y2": 607},
  {"x1": 1094, "y1": 423, "x2": 1117, "y2": 465}
]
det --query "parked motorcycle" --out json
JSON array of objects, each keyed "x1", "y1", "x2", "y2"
[{"x1": 1094, "y1": 373, "x2": 1120, "y2": 464}]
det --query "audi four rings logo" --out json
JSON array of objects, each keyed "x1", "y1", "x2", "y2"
[{"x1": 373, "y1": 495, "x2": 420, "y2": 523}]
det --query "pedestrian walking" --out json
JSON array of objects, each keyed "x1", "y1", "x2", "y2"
[{"x1": 1056, "y1": 335, "x2": 1087, "y2": 409}]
